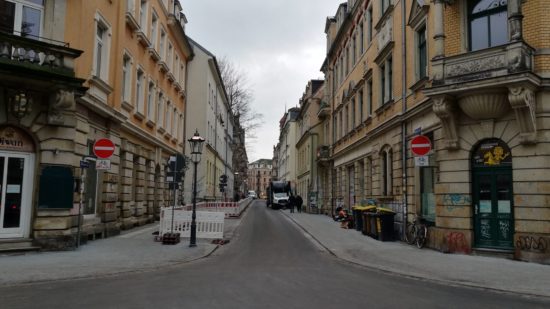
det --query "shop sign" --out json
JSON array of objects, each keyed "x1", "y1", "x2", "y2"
[
  {"x1": 472, "y1": 139, "x2": 512, "y2": 167},
  {"x1": 0, "y1": 126, "x2": 34, "y2": 152}
]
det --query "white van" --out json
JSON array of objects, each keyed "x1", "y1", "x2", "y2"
[{"x1": 247, "y1": 190, "x2": 257, "y2": 199}]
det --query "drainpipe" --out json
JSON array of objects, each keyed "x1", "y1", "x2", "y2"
[{"x1": 401, "y1": 0, "x2": 408, "y2": 239}]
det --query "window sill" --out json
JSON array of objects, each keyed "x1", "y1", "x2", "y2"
[
  {"x1": 146, "y1": 119, "x2": 155, "y2": 128},
  {"x1": 88, "y1": 76, "x2": 113, "y2": 95},
  {"x1": 375, "y1": 99, "x2": 394, "y2": 116},
  {"x1": 134, "y1": 111, "x2": 145, "y2": 121},
  {"x1": 121, "y1": 100, "x2": 134, "y2": 112},
  {"x1": 409, "y1": 76, "x2": 429, "y2": 92},
  {"x1": 157, "y1": 127, "x2": 166, "y2": 134}
]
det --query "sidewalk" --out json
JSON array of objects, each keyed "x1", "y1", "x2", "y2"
[
  {"x1": 282, "y1": 210, "x2": 550, "y2": 298},
  {"x1": 0, "y1": 218, "x2": 241, "y2": 286}
]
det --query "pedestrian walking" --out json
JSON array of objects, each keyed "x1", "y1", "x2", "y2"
[
  {"x1": 296, "y1": 195, "x2": 303, "y2": 213},
  {"x1": 288, "y1": 194, "x2": 296, "y2": 213}
]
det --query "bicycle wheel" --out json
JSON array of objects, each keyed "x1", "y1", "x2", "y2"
[
  {"x1": 405, "y1": 223, "x2": 417, "y2": 245},
  {"x1": 416, "y1": 225, "x2": 427, "y2": 249}
]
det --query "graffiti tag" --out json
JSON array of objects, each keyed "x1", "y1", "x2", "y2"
[
  {"x1": 442, "y1": 194, "x2": 471, "y2": 206},
  {"x1": 516, "y1": 236, "x2": 548, "y2": 252},
  {"x1": 445, "y1": 232, "x2": 471, "y2": 254}
]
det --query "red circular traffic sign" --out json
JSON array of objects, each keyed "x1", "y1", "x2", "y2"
[
  {"x1": 93, "y1": 138, "x2": 115, "y2": 159},
  {"x1": 411, "y1": 135, "x2": 432, "y2": 156}
]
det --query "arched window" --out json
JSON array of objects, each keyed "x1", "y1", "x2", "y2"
[{"x1": 468, "y1": 0, "x2": 508, "y2": 51}]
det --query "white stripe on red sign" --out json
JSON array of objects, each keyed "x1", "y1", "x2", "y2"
[
  {"x1": 412, "y1": 143, "x2": 431, "y2": 147},
  {"x1": 95, "y1": 146, "x2": 115, "y2": 150}
]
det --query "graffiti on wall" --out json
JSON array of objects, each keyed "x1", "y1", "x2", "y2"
[
  {"x1": 444, "y1": 232, "x2": 471, "y2": 254},
  {"x1": 442, "y1": 194, "x2": 471, "y2": 212},
  {"x1": 516, "y1": 236, "x2": 548, "y2": 253}
]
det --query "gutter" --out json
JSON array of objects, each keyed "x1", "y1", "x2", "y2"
[{"x1": 401, "y1": 0, "x2": 408, "y2": 239}]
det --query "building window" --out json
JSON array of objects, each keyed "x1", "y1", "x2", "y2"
[
  {"x1": 358, "y1": 90, "x2": 364, "y2": 123},
  {"x1": 0, "y1": 0, "x2": 44, "y2": 38},
  {"x1": 150, "y1": 12, "x2": 158, "y2": 47},
  {"x1": 167, "y1": 42, "x2": 173, "y2": 69},
  {"x1": 157, "y1": 93, "x2": 164, "y2": 126},
  {"x1": 136, "y1": 68, "x2": 144, "y2": 114},
  {"x1": 333, "y1": 115, "x2": 337, "y2": 142},
  {"x1": 468, "y1": 0, "x2": 508, "y2": 51},
  {"x1": 381, "y1": 148, "x2": 392, "y2": 196},
  {"x1": 367, "y1": 6, "x2": 373, "y2": 44},
  {"x1": 359, "y1": 23, "x2": 364, "y2": 54},
  {"x1": 417, "y1": 25, "x2": 427, "y2": 80},
  {"x1": 139, "y1": 0, "x2": 147, "y2": 29},
  {"x1": 352, "y1": 35, "x2": 357, "y2": 65},
  {"x1": 380, "y1": 56, "x2": 393, "y2": 105},
  {"x1": 94, "y1": 17, "x2": 110, "y2": 81},
  {"x1": 172, "y1": 108, "x2": 177, "y2": 136},
  {"x1": 166, "y1": 102, "x2": 171, "y2": 133},
  {"x1": 350, "y1": 97, "x2": 355, "y2": 129},
  {"x1": 367, "y1": 79, "x2": 373, "y2": 117},
  {"x1": 122, "y1": 54, "x2": 132, "y2": 103},
  {"x1": 159, "y1": 28, "x2": 166, "y2": 59},
  {"x1": 147, "y1": 81, "x2": 155, "y2": 120}
]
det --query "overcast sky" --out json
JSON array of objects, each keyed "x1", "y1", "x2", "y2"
[{"x1": 182, "y1": 0, "x2": 338, "y2": 163}]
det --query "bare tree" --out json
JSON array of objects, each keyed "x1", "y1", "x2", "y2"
[{"x1": 218, "y1": 57, "x2": 263, "y2": 140}]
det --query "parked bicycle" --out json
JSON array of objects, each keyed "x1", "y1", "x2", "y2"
[{"x1": 405, "y1": 215, "x2": 428, "y2": 248}]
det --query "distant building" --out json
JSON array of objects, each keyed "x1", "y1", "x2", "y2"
[
  {"x1": 186, "y1": 38, "x2": 234, "y2": 202},
  {"x1": 247, "y1": 159, "x2": 273, "y2": 199}
]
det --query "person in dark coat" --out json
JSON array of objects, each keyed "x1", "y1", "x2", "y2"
[
  {"x1": 288, "y1": 194, "x2": 296, "y2": 213},
  {"x1": 296, "y1": 195, "x2": 303, "y2": 213}
]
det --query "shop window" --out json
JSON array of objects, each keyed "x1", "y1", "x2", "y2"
[{"x1": 38, "y1": 166, "x2": 73, "y2": 209}]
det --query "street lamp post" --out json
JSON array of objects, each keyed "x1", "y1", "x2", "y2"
[{"x1": 188, "y1": 129, "x2": 205, "y2": 247}]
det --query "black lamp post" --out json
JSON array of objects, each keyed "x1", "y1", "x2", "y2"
[{"x1": 188, "y1": 129, "x2": 205, "y2": 247}]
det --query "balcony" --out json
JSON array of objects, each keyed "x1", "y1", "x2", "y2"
[
  {"x1": 317, "y1": 100, "x2": 330, "y2": 118},
  {"x1": 430, "y1": 41, "x2": 535, "y2": 89},
  {"x1": 424, "y1": 41, "x2": 540, "y2": 147},
  {"x1": 316, "y1": 145, "x2": 331, "y2": 162},
  {"x1": 0, "y1": 31, "x2": 85, "y2": 124},
  {"x1": 0, "y1": 32, "x2": 82, "y2": 80}
]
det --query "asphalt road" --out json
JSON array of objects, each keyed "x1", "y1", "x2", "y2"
[{"x1": 1, "y1": 201, "x2": 548, "y2": 309}]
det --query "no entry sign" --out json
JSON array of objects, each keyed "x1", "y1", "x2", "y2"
[
  {"x1": 93, "y1": 138, "x2": 115, "y2": 159},
  {"x1": 411, "y1": 135, "x2": 432, "y2": 156}
]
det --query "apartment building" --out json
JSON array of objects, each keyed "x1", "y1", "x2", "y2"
[
  {"x1": 276, "y1": 107, "x2": 300, "y2": 192},
  {"x1": 0, "y1": 0, "x2": 193, "y2": 250},
  {"x1": 319, "y1": 0, "x2": 549, "y2": 264},
  {"x1": 185, "y1": 38, "x2": 234, "y2": 203},
  {"x1": 247, "y1": 159, "x2": 272, "y2": 199},
  {"x1": 296, "y1": 80, "x2": 325, "y2": 213}
]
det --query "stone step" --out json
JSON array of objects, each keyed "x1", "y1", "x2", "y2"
[
  {"x1": 0, "y1": 239, "x2": 41, "y2": 254},
  {"x1": 472, "y1": 247, "x2": 514, "y2": 260}
]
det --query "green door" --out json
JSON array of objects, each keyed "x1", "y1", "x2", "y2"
[{"x1": 472, "y1": 139, "x2": 514, "y2": 249}]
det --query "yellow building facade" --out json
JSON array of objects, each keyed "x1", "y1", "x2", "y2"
[
  {"x1": 0, "y1": 0, "x2": 192, "y2": 250},
  {"x1": 319, "y1": 0, "x2": 550, "y2": 264}
]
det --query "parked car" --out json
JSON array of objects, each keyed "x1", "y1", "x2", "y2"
[{"x1": 247, "y1": 190, "x2": 257, "y2": 199}]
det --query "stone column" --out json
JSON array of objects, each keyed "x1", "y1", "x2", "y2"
[
  {"x1": 508, "y1": 0, "x2": 523, "y2": 41},
  {"x1": 433, "y1": 0, "x2": 446, "y2": 59},
  {"x1": 431, "y1": 0, "x2": 447, "y2": 83}
]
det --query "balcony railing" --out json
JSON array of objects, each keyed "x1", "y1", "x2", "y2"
[
  {"x1": 316, "y1": 145, "x2": 330, "y2": 160},
  {"x1": 432, "y1": 41, "x2": 535, "y2": 87},
  {"x1": 0, "y1": 31, "x2": 82, "y2": 78}
]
